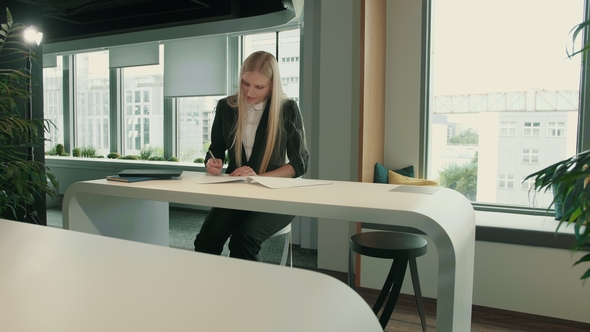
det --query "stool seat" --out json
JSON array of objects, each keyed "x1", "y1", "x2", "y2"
[
  {"x1": 350, "y1": 232, "x2": 427, "y2": 259},
  {"x1": 349, "y1": 231, "x2": 428, "y2": 331}
]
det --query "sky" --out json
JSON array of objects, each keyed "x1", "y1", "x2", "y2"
[{"x1": 431, "y1": 0, "x2": 584, "y2": 95}]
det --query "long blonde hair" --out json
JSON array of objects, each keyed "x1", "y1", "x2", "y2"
[{"x1": 228, "y1": 51, "x2": 287, "y2": 174}]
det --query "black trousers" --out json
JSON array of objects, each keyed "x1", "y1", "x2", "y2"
[{"x1": 194, "y1": 207, "x2": 293, "y2": 261}]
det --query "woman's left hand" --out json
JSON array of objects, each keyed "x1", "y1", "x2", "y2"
[{"x1": 230, "y1": 166, "x2": 257, "y2": 177}]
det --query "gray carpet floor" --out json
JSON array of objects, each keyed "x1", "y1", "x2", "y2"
[{"x1": 46, "y1": 206, "x2": 318, "y2": 268}]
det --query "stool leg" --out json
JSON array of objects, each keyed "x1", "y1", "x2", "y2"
[
  {"x1": 409, "y1": 257, "x2": 427, "y2": 332},
  {"x1": 379, "y1": 258, "x2": 408, "y2": 329},
  {"x1": 373, "y1": 258, "x2": 401, "y2": 316},
  {"x1": 348, "y1": 248, "x2": 355, "y2": 289}
]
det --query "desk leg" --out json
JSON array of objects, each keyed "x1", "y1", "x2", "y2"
[
  {"x1": 434, "y1": 224, "x2": 475, "y2": 332},
  {"x1": 64, "y1": 192, "x2": 169, "y2": 246}
]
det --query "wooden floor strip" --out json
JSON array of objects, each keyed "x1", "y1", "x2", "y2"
[{"x1": 312, "y1": 268, "x2": 590, "y2": 332}]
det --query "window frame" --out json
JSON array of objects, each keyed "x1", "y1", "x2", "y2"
[
  {"x1": 500, "y1": 121, "x2": 518, "y2": 136},
  {"x1": 547, "y1": 121, "x2": 566, "y2": 137},
  {"x1": 521, "y1": 148, "x2": 540, "y2": 164},
  {"x1": 523, "y1": 122, "x2": 541, "y2": 137}
]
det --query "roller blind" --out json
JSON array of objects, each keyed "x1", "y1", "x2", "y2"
[
  {"x1": 164, "y1": 35, "x2": 227, "y2": 98},
  {"x1": 43, "y1": 53, "x2": 57, "y2": 68},
  {"x1": 109, "y1": 43, "x2": 159, "y2": 68}
]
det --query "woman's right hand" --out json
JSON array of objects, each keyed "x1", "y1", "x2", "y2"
[{"x1": 206, "y1": 157, "x2": 223, "y2": 175}]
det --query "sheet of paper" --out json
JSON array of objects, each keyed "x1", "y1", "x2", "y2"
[
  {"x1": 196, "y1": 174, "x2": 248, "y2": 184},
  {"x1": 246, "y1": 176, "x2": 332, "y2": 189},
  {"x1": 197, "y1": 174, "x2": 332, "y2": 189},
  {"x1": 389, "y1": 185, "x2": 441, "y2": 195}
]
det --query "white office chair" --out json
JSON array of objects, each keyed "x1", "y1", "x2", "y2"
[
  {"x1": 226, "y1": 223, "x2": 293, "y2": 267},
  {"x1": 264, "y1": 223, "x2": 292, "y2": 267}
]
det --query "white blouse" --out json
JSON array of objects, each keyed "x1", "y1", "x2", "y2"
[{"x1": 242, "y1": 100, "x2": 266, "y2": 161}]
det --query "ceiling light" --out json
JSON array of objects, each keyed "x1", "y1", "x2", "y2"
[{"x1": 24, "y1": 26, "x2": 43, "y2": 46}]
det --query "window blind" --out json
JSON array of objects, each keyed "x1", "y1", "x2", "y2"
[
  {"x1": 164, "y1": 35, "x2": 227, "y2": 98},
  {"x1": 43, "y1": 53, "x2": 57, "y2": 68},
  {"x1": 109, "y1": 43, "x2": 160, "y2": 68}
]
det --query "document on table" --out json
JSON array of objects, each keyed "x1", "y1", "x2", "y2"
[
  {"x1": 197, "y1": 174, "x2": 332, "y2": 189},
  {"x1": 389, "y1": 185, "x2": 441, "y2": 195}
]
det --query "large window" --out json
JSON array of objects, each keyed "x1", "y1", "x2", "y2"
[
  {"x1": 174, "y1": 29, "x2": 301, "y2": 163},
  {"x1": 177, "y1": 96, "x2": 223, "y2": 162},
  {"x1": 75, "y1": 51, "x2": 110, "y2": 156},
  {"x1": 45, "y1": 26, "x2": 300, "y2": 164},
  {"x1": 278, "y1": 29, "x2": 301, "y2": 105},
  {"x1": 43, "y1": 55, "x2": 64, "y2": 150},
  {"x1": 243, "y1": 32, "x2": 277, "y2": 57},
  {"x1": 428, "y1": 0, "x2": 584, "y2": 209},
  {"x1": 242, "y1": 29, "x2": 301, "y2": 105},
  {"x1": 122, "y1": 45, "x2": 164, "y2": 157}
]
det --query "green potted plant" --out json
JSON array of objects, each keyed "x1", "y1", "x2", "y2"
[
  {"x1": 526, "y1": 150, "x2": 590, "y2": 278},
  {"x1": 0, "y1": 8, "x2": 58, "y2": 223},
  {"x1": 526, "y1": 19, "x2": 590, "y2": 280}
]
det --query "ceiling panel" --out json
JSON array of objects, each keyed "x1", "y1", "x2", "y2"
[{"x1": 12, "y1": 0, "x2": 291, "y2": 42}]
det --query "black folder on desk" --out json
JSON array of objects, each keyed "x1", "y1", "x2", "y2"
[{"x1": 118, "y1": 169, "x2": 183, "y2": 178}]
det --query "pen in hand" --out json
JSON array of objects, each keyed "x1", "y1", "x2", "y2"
[
  {"x1": 207, "y1": 150, "x2": 222, "y2": 176},
  {"x1": 207, "y1": 150, "x2": 218, "y2": 164}
]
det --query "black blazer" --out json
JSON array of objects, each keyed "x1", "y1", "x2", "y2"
[{"x1": 206, "y1": 97, "x2": 309, "y2": 177}]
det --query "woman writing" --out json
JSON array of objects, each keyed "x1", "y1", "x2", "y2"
[{"x1": 194, "y1": 51, "x2": 309, "y2": 261}]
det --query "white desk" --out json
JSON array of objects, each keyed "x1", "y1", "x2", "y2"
[
  {"x1": 63, "y1": 171, "x2": 476, "y2": 331},
  {"x1": 0, "y1": 218, "x2": 382, "y2": 332}
]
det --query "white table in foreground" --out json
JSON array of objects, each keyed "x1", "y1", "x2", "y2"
[
  {"x1": 63, "y1": 171, "x2": 476, "y2": 331},
  {"x1": 0, "y1": 218, "x2": 382, "y2": 332}
]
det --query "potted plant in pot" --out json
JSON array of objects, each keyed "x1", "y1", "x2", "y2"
[
  {"x1": 0, "y1": 8, "x2": 58, "y2": 224},
  {"x1": 526, "y1": 150, "x2": 590, "y2": 278},
  {"x1": 525, "y1": 19, "x2": 590, "y2": 280}
]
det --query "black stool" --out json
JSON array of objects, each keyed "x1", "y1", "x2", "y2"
[{"x1": 348, "y1": 231, "x2": 428, "y2": 331}]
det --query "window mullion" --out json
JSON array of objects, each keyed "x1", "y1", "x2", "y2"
[
  {"x1": 578, "y1": 0, "x2": 590, "y2": 152},
  {"x1": 109, "y1": 67, "x2": 120, "y2": 155}
]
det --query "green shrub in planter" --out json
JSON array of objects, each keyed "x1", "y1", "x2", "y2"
[
  {"x1": 81, "y1": 146, "x2": 97, "y2": 158},
  {"x1": 148, "y1": 156, "x2": 166, "y2": 161},
  {"x1": 72, "y1": 147, "x2": 81, "y2": 157},
  {"x1": 119, "y1": 155, "x2": 140, "y2": 160},
  {"x1": 55, "y1": 143, "x2": 64, "y2": 156},
  {"x1": 46, "y1": 146, "x2": 57, "y2": 156},
  {"x1": 140, "y1": 146, "x2": 157, "y2": 160},
  {"x1": 107, "y1": 152, "x2": 120, "y2": 159},
  {"x1": 194, "y1": 158, "x2": 205, "y2": 164},
  {"x1": 167, "y1": 157, "x2": 179, "y2": 162}
]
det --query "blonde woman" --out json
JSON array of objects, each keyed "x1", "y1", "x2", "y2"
[{"x1": 194, "y1": 51, "x2": 309, "y2": 261}]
